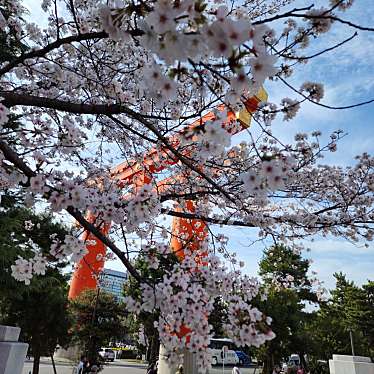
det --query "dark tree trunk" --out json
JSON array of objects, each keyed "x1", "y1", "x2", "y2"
[
  {"x1": 51, "y1": 353, "x2": 57, "y2": 374},
  {"x1": 262, "y1": 354, "x2": 273, "y2": 374},
  {"x1": 87, "y1": 337, "x2": 98, "y2": 365},
  {"x1": 299, "y1": 352, "x2": 308, "y2": 371},
  {"x1": 150, "y1": 338, "x2": 159, "y2": 364},
  {"x1": 32, "y1": 353, "x2": 40, "y2": 374},
  {"x1": 146, "y1": 333, "x2": 159, "y2": 364}
]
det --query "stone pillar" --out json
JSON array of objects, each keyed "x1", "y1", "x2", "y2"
[
  {"x1": 183, "y1": 351, "x2": 198, "y2": 374},
  {"x1": 54, "y1": 344, "x2": 80, "y2": 361},
  {"x1": 158, "y1": 346, "x2": 199, "y2": 374},
  {"x1": 158, "y1": 345, "x2": 179, "y2": 374},
  {"x1": 329, "y1": 355, "x2": 374, "y2": 374},
  {"x1": 0, "y1": 325, "x2": 28, "y2": 374}
]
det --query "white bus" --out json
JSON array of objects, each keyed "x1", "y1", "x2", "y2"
[{"x1": 209, "y1": 338, "x2": 239, "y2": 366}]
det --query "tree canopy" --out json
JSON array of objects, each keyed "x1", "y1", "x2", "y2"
[
  {"x1": 69, "y1": 288, "x2": 127, "y2": 364},
  {"x1": 307, "y1": 273, "x2": 374, "y2": 364},
  {"x1": 254, "y1": 245, "x2": 320, "y2": 374},
  {"x1": 0, "y1": 193, "x2": 71, "y2": 374},
  {"x1": 0, "y1": 0, "x2": 373, "y2": 371}
]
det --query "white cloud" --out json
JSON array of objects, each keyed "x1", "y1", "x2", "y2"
[
  {"x1": 307, "y1": 238, "x2": 372, "y2": 255},
  {"x1": 309, "y1": 255, "x2": 373, "y2": 290}
]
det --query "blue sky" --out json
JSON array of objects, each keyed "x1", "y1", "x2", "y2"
[
  {"x1": 106, "y1": 0, "x2": 374, "y2": 291},
  {"x1": 22, "y1": 0, "x2": 374, "y2": 290},
  {"x1": 235, "y1": 0, "x2": 374, "y2": 290}
]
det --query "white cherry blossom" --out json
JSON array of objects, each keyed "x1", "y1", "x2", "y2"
[
  {"x1": 249, "y1": 52, "x2": 278, "y2": 85},
  {"x1": 11, "y1": 257, "x2": 33, "y2": 285},
  {"x1": 0, "y1": 103, "x2": 9, "y2": 129},
  {"x1": 1, "y1": 0, "x2": 373, "y2": 370}
]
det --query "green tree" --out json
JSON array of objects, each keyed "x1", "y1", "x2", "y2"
[
  {"x1": 255, "y1": 245, "x2": 319, "y2": 374},
  {"x1": 0, "y1": 269, "x2": 72, "y2": 374},
  {"x1": 0, "y1": 192, "x2": 68, "y2": 288},
  {"x1": 306, "y1": 273, "x2": 374, "y2": 369},
  {"x1": 0, "y1": 194, "x2": 72, "y2": 374},
  {"x1": 208, "y1": 297, "x2": 228, "y2": 338},
  {"x1": 259, "y1": 245, "x2": 318, "y2": 303},
  {"x1": 122, "y1": 249, "x2": 179, "y2": 364},
  {"x1": 69, "y1": 288, "x2": 127, "y2": 365},
  {"x1": 361, "y1": 281, "x2": 374, "y2": 351},
  {"x1": 0, "y1": 0, "x2": 28, "y2": 64}
]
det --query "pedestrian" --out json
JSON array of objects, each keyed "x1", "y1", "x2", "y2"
[
  {"x1": 146, "y1": 362, "x2": 157, "y2": 374},
  {"x1": 89, "y1": 364, "x2": 99, "y2": 373},
  {"x1": 297, "y1": 365, "x2": 305, "y2": 374},
  {"x1": 232, "y1": 366, "x2": 241, "y2": 374},
  {"x1": 282, "y1": 363, "x2": 288, "y2": 373},
  {"x1": 76, "y1": 355, "x2": 88, "y2": 374},
  {"x1": 176, "y1": 364, "x2": 183, "y2": 374}
]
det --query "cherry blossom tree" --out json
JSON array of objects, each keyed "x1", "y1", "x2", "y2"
[{"x1": 0, "y1": 0, "x2": 373, "y2": 371}]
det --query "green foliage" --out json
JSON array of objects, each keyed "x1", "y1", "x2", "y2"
[
  {"x1": 0, "y1": 193, "x2": 72, "y2": 374},
  {"x1": 254, "y1": 244, "x2": 319, "y2": 374},
  {"x1": 306, "y1": 273, "x2": 374, "y2": 366},
  {"x1": 307, "y1": 359, "x2": 329, "y2": 374},
  {"x1": 259, "y1": 245, "x2": 317, "y2": 302},
  {"x1": 0, "y1": 192, "x2": 68, "y2": 289},
  {"x1": 0, "y1": 0, "x2": 28, "y2": 64},
  {"x1": 0, "y1": 268, "x2": 72, "y2": 354},
  {"x1": 119, "y1": 349, "x2": 138, "y2": 359},
  {"x1": 122, "y1": 249, "x2": 179, "y2": 363},
  {"x1": 208, "y1": 297, "x2": 228, "y2": 338},
  {"x1": 69, "y1": 289, "x2": 127, "y2": 364},
  {"x1": 361, "y1": 281, "x2": 374, "y2": 348}
]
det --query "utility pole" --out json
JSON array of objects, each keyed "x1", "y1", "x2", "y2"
[
  {"x1": 88, "y1": 275, "x2": 101, "y2": 364},
  {"x1": 349, "y1": 329, "x2": 355, "y2": 356}
]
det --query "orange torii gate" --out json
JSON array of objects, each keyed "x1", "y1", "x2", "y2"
[{"x1": 68, "y1": 88, "x2": 267, "y2": 300}]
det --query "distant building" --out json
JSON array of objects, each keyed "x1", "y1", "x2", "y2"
[{"x1": 99, "y1": 268, "x2": 128, "y2": 301}]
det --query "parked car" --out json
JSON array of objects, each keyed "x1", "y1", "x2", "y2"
[
  {"x1": 235, "y1": 351, "x2": 251, "y2": 366},
  {"x1": 288, "y1": 354, "x2": 300, "y2": 366},
  {"x1": 99, "y1": 348, "x2": 115, "y2": 362}
]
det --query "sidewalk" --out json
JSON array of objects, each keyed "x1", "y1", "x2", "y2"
[{"x1": 25, "y1": 357, "x2": 74, "y2": 367}]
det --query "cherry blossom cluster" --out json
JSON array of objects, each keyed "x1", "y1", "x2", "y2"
[
  {"x1": 141, "y1": 63, "x2": 178, "y2": 108},
  {"x1": 27, "y1": 172, "x2": 161, "y2": 234},
  {"x1": 330, "y1": 0, "x2": 354, "y2": 11},
  {"x1": 124, "y1": 244, "x2": 274, "y2": 372},
  {"x1": 99, "y1": 1, "x2": 280, "y2": 108},
  {"x1": 10, "y1": 231, "x2": 91, "y2": 286},
  {"x1": 240, "y1": 157, "x2": 292, "y2": 195},
  {"x1": 0, "y1": 0, "x2": 23, "y2": 36},
  {"x1": 0, "y1": 0, "x2": 373, "y2": 366},
  {"x1": 0, "y1": 103, "x2": 9, "y2": 129},
  {"x1": 0, "y1": 150, "x2": 27, "y2": 190},
  {"x1": 181, "y1": 110, "x2": 233, "y2": 160},
  {"x1": 49, "y1": 234, "x2": 88, "y2": 263},
  {"x1": 125, "y1": 184, "x2": 161, "y2": 231},
  {"x1": 11, "y1": 252, "x2": 47, "y2": 285}
]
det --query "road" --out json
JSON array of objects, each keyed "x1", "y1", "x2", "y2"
[
  {"x1": 23, "y1": 361, "x2": 146, "y2": 374},
  {"x1": 23, "y1": 361, "x2": 260, "y2": 374}
]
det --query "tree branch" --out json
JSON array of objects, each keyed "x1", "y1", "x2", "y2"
[
  {"x1": 279, "y1": 77, "x2": 374, "y2": 110},
  {"x1": 0, "y1": 139, "x2": 142, "y2": 282},
  {"x1": 0, "y1": 31, "x2": 108, "y2": 76},
  {"x1": 161, "y1": 208, "x2": 255, "y2": 227},
  {"x1": 1, "y1": 91, "x2": 239, "y2": 205},
  {"x1": 1, "y1": 91, "x2": 133, "y2": 114},
  {"x1": 272, "y1": 32, "x2": 357, "y2": 61}
]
